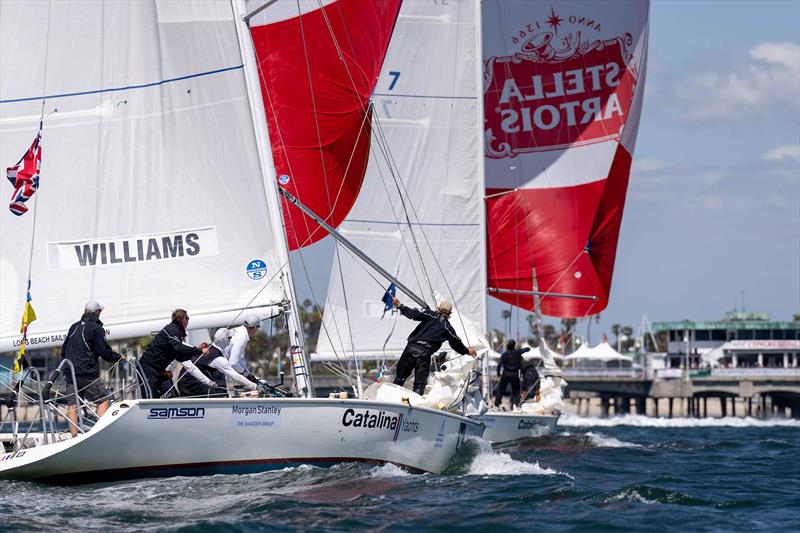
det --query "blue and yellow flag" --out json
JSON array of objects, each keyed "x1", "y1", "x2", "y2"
[
  {"x1": 19, "y1": 300, "x2": 36, "y2": 333},
  {"x1": 14, "y1": 289, "x2": 36, "y2": 373}
]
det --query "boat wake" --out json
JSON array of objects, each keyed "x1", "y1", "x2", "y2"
[
  {"x1": 584, "y1": 431, "x2": 642, "y2": 448},
  {"x1": 445, "y1": 438, "x2": 572, "y2": 478},
  {"x1": 559, "y1": 414, "x2": 800, "y2": 428}
]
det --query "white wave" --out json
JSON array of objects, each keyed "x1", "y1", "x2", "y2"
[
  {"x1": 370, "y1": 463, "x2": 412, "y2": 478},
  {"x1": 466, "y1": 439, "x2": 571, "y2": 477},
  {"x1": 585, "y1": 431, "x2": 642, "y2": 448},
  {"x1": 606, "y1": 488, "x2": 658, "y2": 505},
  {"x1": 559, "y1": 413, "x2": 800, "y2": 428}
]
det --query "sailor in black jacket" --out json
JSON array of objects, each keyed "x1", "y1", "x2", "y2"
[
  {"x1": 391, "y1": 297, "x2": 476, "y2": 395},
  {"x1": 495, "y1": 339, "x2": 530, "y2": 408},
  {"x1": 139, "y1": 309, "x2": 215, "y2": 398},
  {"x1": 61, "y1": 299, "x2": 123, "y2": 437}
]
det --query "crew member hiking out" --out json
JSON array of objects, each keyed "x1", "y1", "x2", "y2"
[
  {"x1": 495, "y1": 339, "x2": 530, "y2": 409},
  {"x1": 392, "y1": 297, "x2": 476, "y2": 396},
  {"x1": 177, "y1": 328, "x2": 258, "y2": 398},
  {"x1": 60, "y1": 300, "x2": 124, "y2": 437},
  {"x1": 226, "y1": 314, "x2": 261, "y2": 384},
  {"x1": 139, "y1": 309, "x2": 215, "y2": 398}
]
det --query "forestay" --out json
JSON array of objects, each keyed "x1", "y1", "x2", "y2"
[
  {"x1": 0, "y1": 1, "x2": 289, "y2": 352},
  {"x1": 314, "y1": 0, "x2": 485, "y2": 361},
  {"x1": 483, "y1": 0, "x2": 649, "y2": 317},
  {"x1": 247, "y1": 0, "x2": 401, "y2": 250}
]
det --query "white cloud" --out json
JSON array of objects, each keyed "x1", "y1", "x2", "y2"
[
  {"x1": 672, "y1": 41, "x2": 800, "y2": 123},
  {"x1": 750, "y1": 42, "x2": 800, "y2": 69},
  {"x1": 762, "y1": 144, "x2": 800, "y2": 161},
  {"x1": 632, "y1": 158, "x2": 665, "y2": 172}
]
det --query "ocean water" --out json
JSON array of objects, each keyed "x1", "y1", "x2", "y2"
[{"x1": 1, "y1": 415, "x2": 798, "y2": 532}]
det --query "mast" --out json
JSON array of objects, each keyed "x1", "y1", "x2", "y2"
[
  {"x1": 233, "y1": 0, "x2": 312, "y2": 397},
  {"x1": 475, "y1": 0, "x2": 492, "y2": 399}
]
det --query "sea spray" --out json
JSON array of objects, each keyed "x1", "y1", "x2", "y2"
[
  {"x1": 559, "y1": 413, "x2": 800, "y2": 428},
  {"x1": 444, "y1": 437, "x2": 571, "y2": 477}
]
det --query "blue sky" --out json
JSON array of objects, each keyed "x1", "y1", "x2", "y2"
[{"x1": 292, "y1": 0, "x2": 800, "y2": 345}]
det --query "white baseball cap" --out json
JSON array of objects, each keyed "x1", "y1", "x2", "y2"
[
  {"x1": 243, "y1": 314, "x2": 261, "y2": 328},
  {"x1": 213, "y1": 327, "x2": 232, "y2": 349},
  {"x1": 85, "y1": 299, "x2": 104, "y2": 313}
]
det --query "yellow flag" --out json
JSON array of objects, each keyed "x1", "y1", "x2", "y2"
[
  {"x1": 13, "y1": 343, "x2": 26, "y2": 373},
  {"x1": 19, "y1": 301, "x2": 36, "y2": 333}
]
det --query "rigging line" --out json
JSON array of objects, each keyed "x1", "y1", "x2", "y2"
[
  {"x1": 371, "y1": 115, "x2": 472, "y2": 342},
  {"x1": 380, "y1": 268, "x2": 401, "y2": 365},
  {"x1": 281, "y1": 179, "x2": 353, "y2": 382},
  {"x1": 19, "y1": 0, "x2": 53, "y2": 360},
  {"x1": 295, "y1": 0, "x2": 335, "y2": 230},
  {"x1": 280, "y1": 179, "x2": 351, "y2": 382},
  {"x1": 366, "y1": 124, "x2": 428, "y2": 298},
  {"x1": 294, "y1": 0, "x2": 366, "y2": 242},
  {"x1": 249, "y1": 24, "x2": 356, "y2": 381},
  {"x1": 333, "y1": 240, "x2": 363, "y2": 396},
  {"x1": 370, "y1": 114, "x2": 435, "y2": 303},
  {"x1": 315, "y1": 0, "x2": 363, "y2": 110},
  {"x1": 258, "y1": 52, "x2": 371, "y2": 249},
  {"x1": 290, "y1": 229, "x2": 352, "y2": 384}
]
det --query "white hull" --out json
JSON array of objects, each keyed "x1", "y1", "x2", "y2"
[
  {"x1": 472, "y1": 411, "x2": 559, "y2": 443},
  {"x1": 0, "y1": 398, "x2": 483, "y2": 482}
]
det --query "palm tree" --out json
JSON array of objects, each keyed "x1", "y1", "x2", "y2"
[{"x1": 501, "y1": 309, "x2": 512, "y2": 339}]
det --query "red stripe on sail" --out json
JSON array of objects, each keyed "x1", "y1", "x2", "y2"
[
  {"x1": 486, "y1": 144, "x2": 633, "y2": 317},
  {"x1": 251, "y1": 0, "x2": 401, "y2": 250}
]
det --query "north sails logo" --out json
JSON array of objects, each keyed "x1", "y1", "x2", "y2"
[
  {"x1": 147, "y1": 407, "x2": 206, "y2": 420},
  {"x1": 484, "y1": 5, "x2": 640, "y2": 158}
]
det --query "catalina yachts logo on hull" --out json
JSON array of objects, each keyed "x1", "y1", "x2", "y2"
[{"x1": 147, "y1": 407, "x2": 206, "y2": 420}]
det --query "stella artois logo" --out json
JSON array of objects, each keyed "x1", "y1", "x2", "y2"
[{"x1": 484, "y1": 7, "x2": 641, "y2": 159}]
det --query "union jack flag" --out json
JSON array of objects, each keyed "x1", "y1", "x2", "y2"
[{"x1": 6, "y1": 130, "x2": 42, "y2": 216}]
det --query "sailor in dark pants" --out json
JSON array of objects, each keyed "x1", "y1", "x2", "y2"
[
  {"x1": 139, "y1": 309, "x2": 215, "y2": 398},
  {"x1": 521, "y1": 362, "x2": 541, "y2": 402},
  {"x1": 392, "y1": 297, "x2": 476, "y2": 396},
  {"x1": 495, "y1": 340, "x2": 530, "y2": 409}
]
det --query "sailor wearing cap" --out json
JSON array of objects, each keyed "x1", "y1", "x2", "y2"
[
  {"x1": 60, "y1": 299, "x2": 123, "y2": 437},
  {"x1": 177, "y1": 328, "x2": 258, "y2": 397},
  {"x1": 391, "y1": 297, "x2": 476, "y2": 396},
  {"x1": 225, "y1": 314, "x2": 262, "y2": 384}
]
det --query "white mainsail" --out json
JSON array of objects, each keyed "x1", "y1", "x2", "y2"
[
  {"x1": 314, "y1": 0, "x2": 486, "y2": 362},
  {"x1": 0, "y1": 1, "x2": 488, "y2": 483},
  {"x1": 0, "y1": 1, "x2": 290, "y2": 352}
]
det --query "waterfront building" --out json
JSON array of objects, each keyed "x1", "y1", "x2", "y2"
[{"x1": 653, "y1": 312, "x2": 800, "y2": 369}]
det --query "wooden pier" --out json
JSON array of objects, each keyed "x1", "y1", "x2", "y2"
[{"x1": 564, "y1": 369, "x2": 800, "y2": 418}]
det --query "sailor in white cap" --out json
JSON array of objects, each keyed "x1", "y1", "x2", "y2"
[
  {"x1": 226, "y1": 314, "x2": 262, "y2": 383},
  {"x1": 391, "y1": 297, "x2": 476, "y2": 395},
  {"x1": 61, "y1": 299, "x2": 123, "y2": 437}
]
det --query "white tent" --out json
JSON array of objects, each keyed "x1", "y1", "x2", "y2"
[{"x1": 564, "y1": 341, "x2": 633, "y2": 368}]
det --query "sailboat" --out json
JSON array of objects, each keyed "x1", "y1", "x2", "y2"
[
  {"x1": 312, "y1": 0, "x2": 649, "y2": 443},
  {"x1": 0, "y1": 0, "x2": 482, "y2": 482}
]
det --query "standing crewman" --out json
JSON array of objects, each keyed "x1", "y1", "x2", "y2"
[
  {"x1": 520, "y1": 359, "x2": 541, "y2": 403},
  {"x1": 139, "y1": 309, "x2": 215, "y2": 398},
  {"x1": 392, "y1": 297, "x2": 476, "y2": 396},
  {"x1": 495, "y1": 339, "x2": 530, "y2": 409},
  {"x1": 226, "y1": 314, "x2": 261, "y2": 384},
  {"x1": 61, "y1": 300, "x2": 124, "y2": 437}
]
